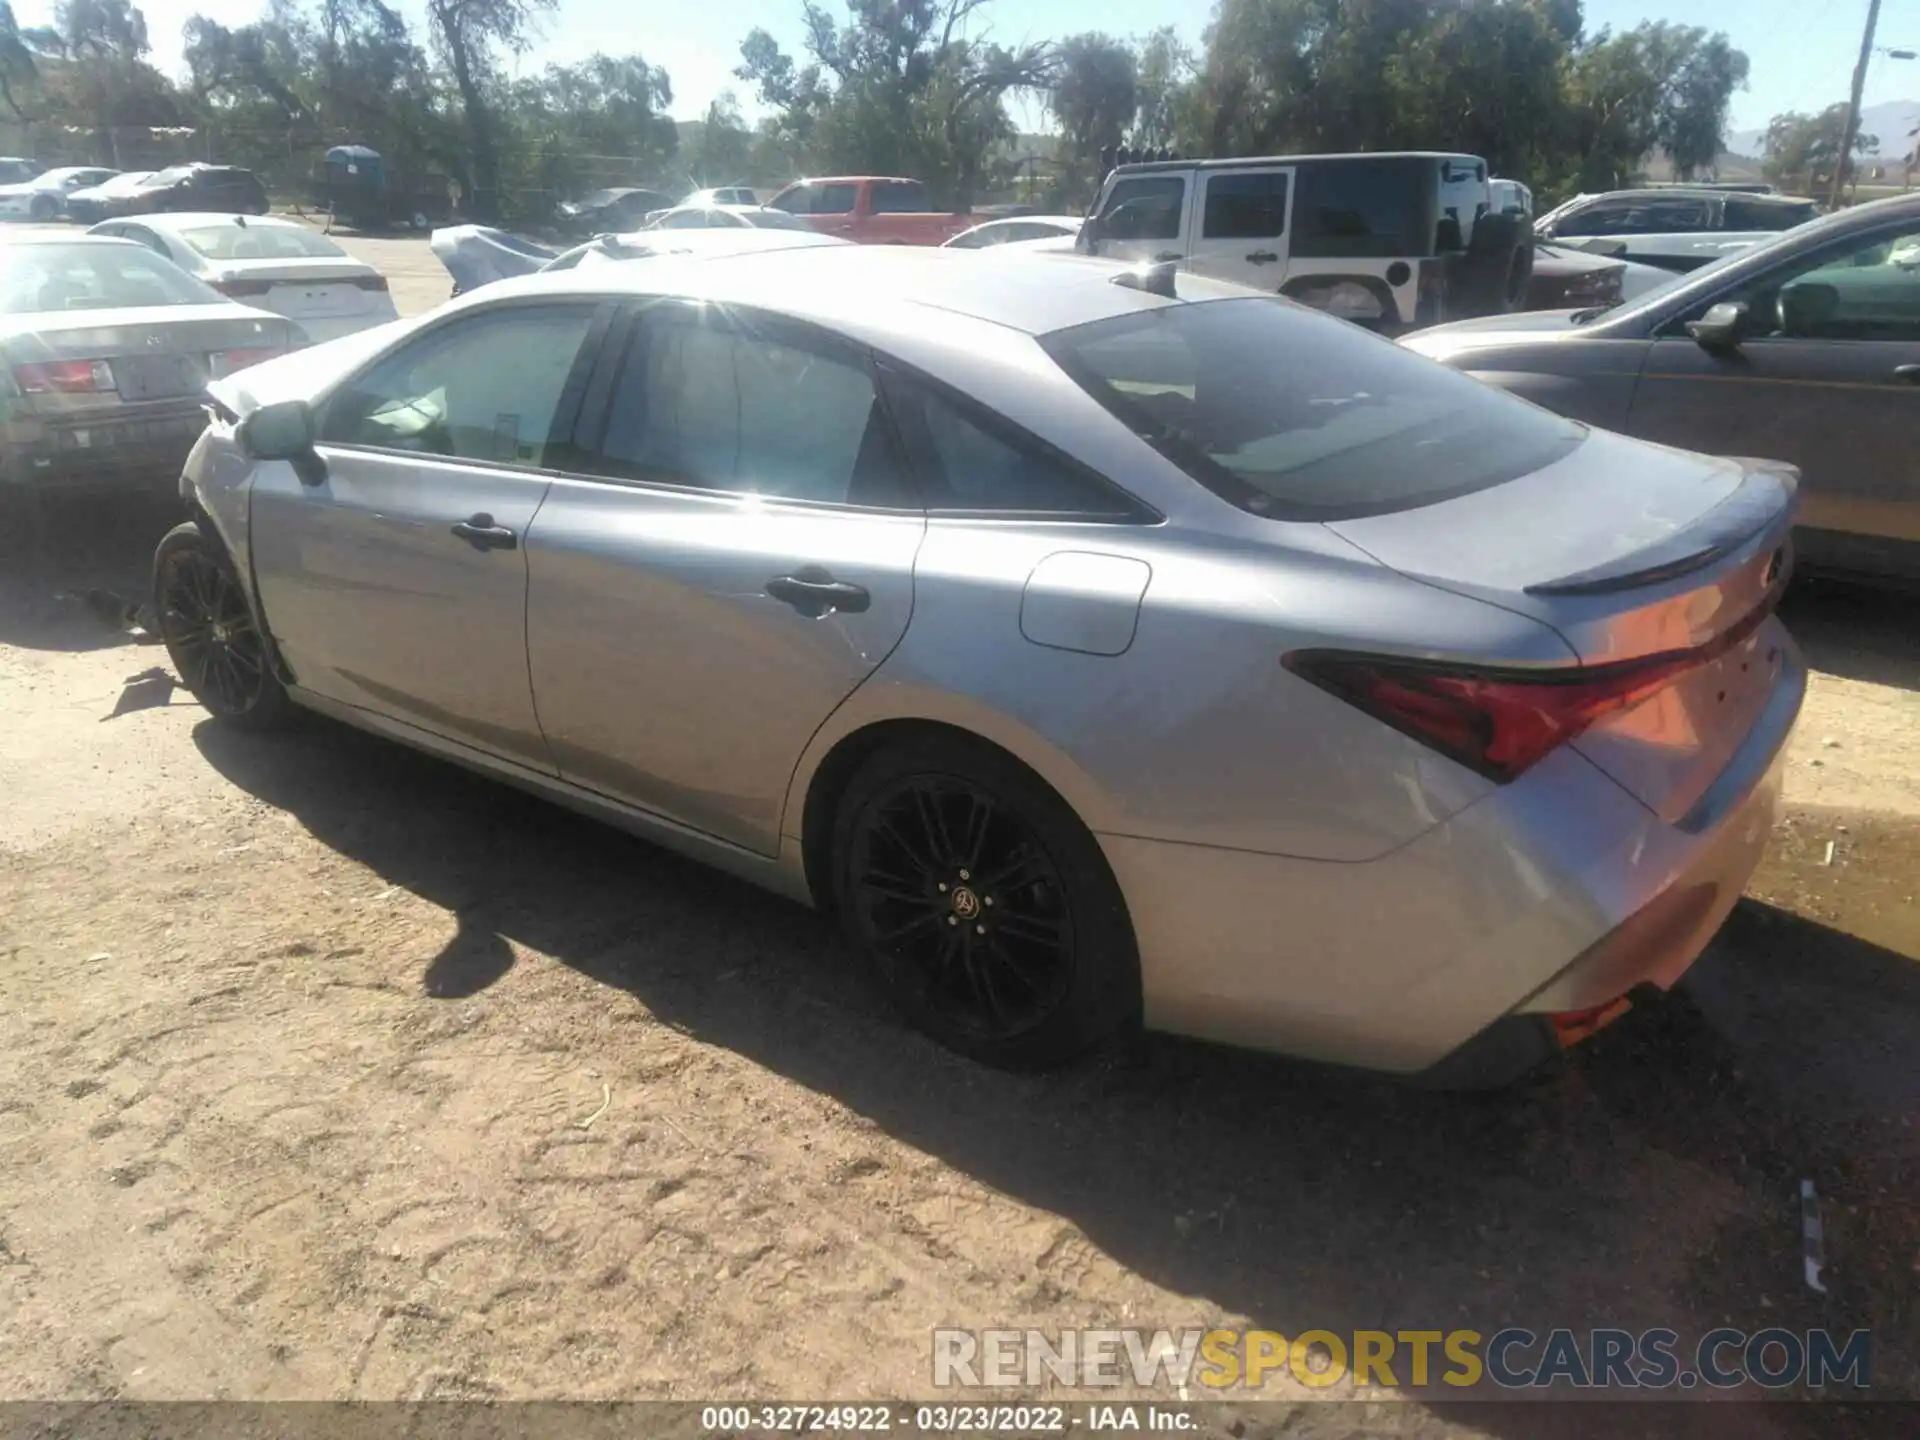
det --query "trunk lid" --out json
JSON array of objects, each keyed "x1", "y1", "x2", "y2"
[
  {"x1": 211, "y1": 259, "x2": 384, "y2": 318},
  {"x1": 1325, "y1": 428, "x2": 1798, "y2": 822},
  {"x1": 2, "y1": 304, "x2": 296, "y2": 417}
]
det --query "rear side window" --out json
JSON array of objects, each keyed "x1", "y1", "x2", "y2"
[
  {"x1": 1097, "y1": 176, "x2": 1184, "y2": 242},
  {"x1": 870, "y1": 181, "x2": 929, "y2": 213},
  {"x1": 1041, "y1": 297, "x2": 1582, "y2": 521},
  {"x1": 815, "y1": 184, "x2": 858, "y2": 215},
  {"x1": 1291, "y1": 159, "x2": 1425, "y2": 258},
  {"x1": 881, "y1": 370, "x2": 1145, "y2": 519},
  {"x1": 1724, "y1": 198, "x2": 1817, "y2": 231},
  {"x1": 1202, "y1": 172, "x2": 1288, "y2": 240}
]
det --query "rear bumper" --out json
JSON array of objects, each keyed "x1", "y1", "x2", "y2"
[
  {"x1": 1099, "y1": 635, "x2": 1806, "y2": 1080},
  {"x1": 2, "y1": 407, "x2": 207, "y2": 493}
]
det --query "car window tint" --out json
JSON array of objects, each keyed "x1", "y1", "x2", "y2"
[
  {"x1": 870, "y1": 180, "x2": 929, "y2": 213},
  {"x1": 1291, "y1": 159, "x2": 1423, "y2": 258},
  {"x1": 815, "y1": 184, "x2": 858, "y2": 214},
  {"x1": 1202, "y1": 171, "x2": 1289, "y2": 241},
  {"x1": 771, "y1": 185, "x2": 812, "y2": 214},
  {"x1": 885, "y1": 371, "x2": 1139, "y2": 518},
  {"x1": 179, "y1": 224, "x2": 345, "y2": 261},
  {"x1": 319, "y1": 306, "x2": 596, "y2": 465},
  {"x1": 1043, "y1": 296, "x2": 1582, "y2": 521},
  {"x1": 1554, "y1": 202, "x2": 1631, "y2": 237},
  {"x1": 594, "y1": 310, "x2": 904, "y2": 505},
  {"x1": 1721, "y1": 223, "x2": 1920, "y2": 343},
  {"x1": 1724, "y1": 197, "x2": 1816, "y2": 231},
  {"x1": 1098, "y1": 177, "x2": 1184, "y2": 242}
]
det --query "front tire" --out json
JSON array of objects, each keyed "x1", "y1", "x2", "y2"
[
  {"x1": 830, "y1": 733, "x2": 1140, "y2": 1069},
  {"x1": 153, "y1": 521, "x2": 291, "y2": 730},
  {"x1": 29, "y1": 194, "x2": 54, "y2": 221}
]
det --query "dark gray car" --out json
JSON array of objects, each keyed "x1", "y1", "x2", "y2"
[{"x1": 1403, "y1": 193, "x2": 1920, "y2": 584}]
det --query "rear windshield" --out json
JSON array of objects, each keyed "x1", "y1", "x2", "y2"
[
  {"x1": 179, "y1": 224, "x2": 346, "y2": 261},
  {"x1": 0, "y1": 242, "x2": 220, "y2": 312},
  {"x1": 1040, "y1": 297, "x2": 1583, "y2": 521}
]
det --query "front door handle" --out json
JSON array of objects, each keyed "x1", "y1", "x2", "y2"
[
  {"x1": 450, "y1": 513, "x2": 518, "y2": 551},
  {"x1": 1245, "y1": 250, "x2": 1279, "y2": 264},
  {"x1": 1894, "y1": 364, "x2": 1920, "y2": 384},
  {"x1": 765, "y1": 565, "x2": 871, "y2": 618}
]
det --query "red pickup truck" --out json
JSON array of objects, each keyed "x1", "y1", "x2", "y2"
[{"x1": 766, "y1": 176, "x2": 972, "y2": 245}]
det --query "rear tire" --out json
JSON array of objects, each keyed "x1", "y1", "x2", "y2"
[
  {"x1": 830, "y1": 733, "x2": 1140, "y2": 1069},
  {"x1": 152, "y1": 520, "x2": 291, "y2": 730}
]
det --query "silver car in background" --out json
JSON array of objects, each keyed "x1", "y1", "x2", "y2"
[
  {"x1": 0, "y1": 234, "x2": 306, "y2": 499},
  {"x1": 155, "y1": 248, "x2": 1803, "y2": 1084}
]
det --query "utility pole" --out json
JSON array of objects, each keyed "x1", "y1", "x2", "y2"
[{"x1": 1832, "y1": 0, "x2": 1883, "y2": 207}]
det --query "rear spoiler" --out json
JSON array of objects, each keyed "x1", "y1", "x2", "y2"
[{"x1": 1524, "y1": 462, "x2": 1798, "y2": 597}]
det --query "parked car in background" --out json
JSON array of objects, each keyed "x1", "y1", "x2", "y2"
[
  {"x1": 643, "y1": 204, "x2": 812, "y2": 231},
  {"x1": 1403, "y1": 192, "x2": 1920, "y2": 585},
  {"x1": 1536, "y1": 187, "x2": 1816, "y2": 273},
  {"x1": 556, "y1": 187, "x2": 675, "y2": 236},
  {"x1": 766, "y1": 176, "x2": 972, "y2": 244},
  {"x1": 1077, "y1": 151, "x2": 1532, "y2": 331},
  {"x1": 160, "y1": 245, "x2": 1801, "y2": 1086},
  {"x1": 429, "y1": 225, "x2": 559, "y2": 296},
  {"x1": 0, "y1": 157, "x2": 40, "y2": 186},
  {"x1": 89, "y1": 213, "x2": 398, "y2": 342},
  {"x1": 119, "y1": 165, "x2": 270, "y2": 217},
  {"x1": 944, "y1": 215, "x2": 1083, "y2": 248},
  {"x1": 680, "y1": 186, "x2": 757, "y2": 207},
  {"x1": 0, "y1": 167, "x2": 118, "y2": 221},
  {"x1": 0, "y1": 234, "x2": 304, "y2": 500},
  {"x1": 66, "y1": 170, "x2": 154, "y2": 224},
  {"x1": 1527, "y1": 242, "x2": 1677, "y2": 309}
]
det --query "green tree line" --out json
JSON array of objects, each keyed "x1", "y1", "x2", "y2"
[{"x1": 0, "y1": 0, "x2": 1874, "y2": 225}]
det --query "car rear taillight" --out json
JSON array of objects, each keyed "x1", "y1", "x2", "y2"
[
  {"x1": 212, "y1": 278, "x2": 275, "y2": 297},
  {"x1": 354, "y1": 275, "x2": 390, "y2": 291},
  {"x1": 1414, "y1": 260, "x2": 1443, "y2": 326},
  {"x1": 13, "y1": 359, "x2": 116, "y2": 394},
  {"x1": 1282, "y1": 648, "x2": 1710, "y2": 784}
]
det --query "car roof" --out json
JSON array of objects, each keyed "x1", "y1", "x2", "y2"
[
  {"x1": 1111, "y1": 151, "x2": 1481, "y2": 176},
  {"x1": 505, "y1": 241, "x2": 1246, "y2": 339},
  {"x1": 1574, "y1": 187, "x2": 1813, "y2": 206},
  {"x1": 130, "y1": 212, "x2": 310, "y2": 233},
  {"x1": 0, "y1": 231, "x2": 143, "y2": 248}
]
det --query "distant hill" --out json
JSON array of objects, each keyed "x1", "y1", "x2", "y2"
[{"x1": 1727, "y1": 99, "x2": 1920, "y2": 160}]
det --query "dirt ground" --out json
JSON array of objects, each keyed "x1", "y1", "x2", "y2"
[{"x1": 0, "y1": 231, "x2": 1916, "y2": 1435}]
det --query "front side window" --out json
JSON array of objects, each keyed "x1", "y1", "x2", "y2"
[
  {"x1": 1097, "y1": 176, "x2": 1185, "y2": 242},
  {"x1": 319, "y1": 305, "x2": 597, "y2": 466},
  {"x1": 1708, "y1": 222, "x2": 1920, "y2": 343},
  {"x1": 814, "y1": 184, "x2": 859, "y2": 215},
  {"x1": 1554, "y1": 201, "x2": 1632, "y2": 237},
  {"x1": 589, "y1": 307, "x2": 904, "y2": 505},
  {"x1": 1042, "y1": 297, "x2": 1582, "y2": 520},
  {"x1": 1202, "y1": 171, "x2": 1289, "y2": 241},
  {"x1": 771, "y1": 185, "x2": 813, "y2": 214},
  {"x1": 0, "y1": 242, "x2": 220, "y2": 312},
  {"x1": 870, "y1": 180, "x2": 930, "y2": 213}
]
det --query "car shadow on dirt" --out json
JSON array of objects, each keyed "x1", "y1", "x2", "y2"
[
  {"x1": 191, "y1": 715, "x2": 1919, "y2": 1433},
  {"x1": 0, "y1": 492, "x2": 184, "y2": 652},
  {"x1": 1779, "y1": 579, "x2": 1920, "y2": 693}
]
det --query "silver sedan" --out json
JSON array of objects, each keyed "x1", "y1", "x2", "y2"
[{"x1": 155, "y1": 247, "x2": 1805, "y2": 1083}]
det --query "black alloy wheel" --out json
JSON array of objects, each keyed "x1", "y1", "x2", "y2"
[
  {"x1": 153, "y1": 522, "x2": 289, "y2": 729},
  {"x1": 832, "y1": 735, "x2": 1139, "y2": 1069}
]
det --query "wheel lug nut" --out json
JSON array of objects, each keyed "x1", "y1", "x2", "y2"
[
  {"x1": 937, "y1": 883, "x2": 948, "y2": 892},
  {"x1": 975, "y1": 925, "x2": 986, "y2": 935},
  {"x1": 959, "y1": 869, "x2": 970, "y2": 880},
  {"x1": 947, "y1": 916, "x2": 958, "y2": 926},
  {"x1": 983, "y1": 896, "x2": 994, "y2": 907}
]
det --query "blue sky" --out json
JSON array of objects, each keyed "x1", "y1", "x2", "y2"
[{"x1": 21, "y1": 0, "x2": 1916, "y2": 136}]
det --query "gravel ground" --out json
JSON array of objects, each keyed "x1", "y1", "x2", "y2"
[{"x1": 0, "y1": 226, "x2": 1914, "y2": 1436}]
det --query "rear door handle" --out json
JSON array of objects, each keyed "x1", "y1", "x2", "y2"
[
  {"x1": 1894, "y1": 364, "x2": 1920, "y2": 384},
  {"x1": 1245, "y1": 250, "x2": 1279, "y2": 264},
  {"x1": 766, "y1": 565, "x2": 870, "y2": 618},
  {"x1": 450, "y1": 513, "x2": 518, "y2": 551}
]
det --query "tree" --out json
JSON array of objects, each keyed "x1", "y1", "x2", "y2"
[
  {"x1": 426, "y1": 0, "x2": 554, "y2": 220},
  {"x1": 0, "y1": 2, "x2": 39, "y2": 121},
  {"x1": 1763, "y1": 103, "x2": 1879, "y2": 193},
  {"x1": 1561, "y1": 22, "x2": 1748, "y2": 190},
  {"x1": 738, "y1": 1, "x2": 1054, "y2": 207},
  {"x1": 1130, "y1": 26, "x2": 1194, "y2": 151},
  {"x1": 1050, "y1": 33, "x2": 1135, "y2": 188}
]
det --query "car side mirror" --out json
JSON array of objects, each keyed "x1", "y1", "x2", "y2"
[
  {"x1": 1686, "y1": 301, "x2": 1750, "y2": 352},
  {"x1": 239, "y1": 399, "x2": 326, "y2": 486},
  {"x1": 1078, "y1": 212, "x2": 1103, "y2": 251}
]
